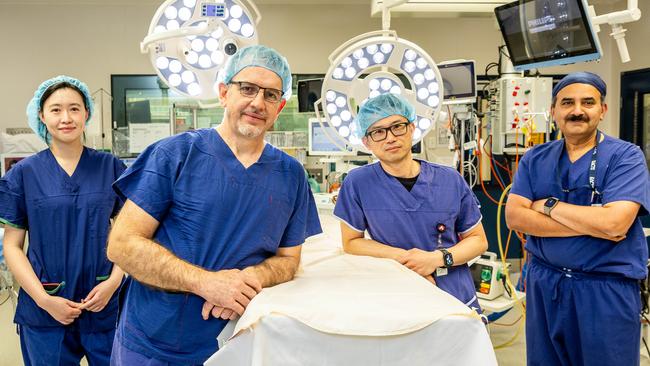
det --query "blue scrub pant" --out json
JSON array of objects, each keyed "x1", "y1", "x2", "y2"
[
  {"x1": 526, "y1": 257, "x2": 641, "y2": 366},
  {"x1": 19, "y1": 325, "x2": 114, "y2": 366},
  {"x1": 110, "y1": 327, "x2": 202, "y2": 366}
]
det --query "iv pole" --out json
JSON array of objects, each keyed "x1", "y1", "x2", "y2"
[{"x1": 91, "y1": 88, "x2": 112, "y2": 151}]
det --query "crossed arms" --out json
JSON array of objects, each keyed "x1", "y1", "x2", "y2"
[{"x1": 505, "y1": 193, "x2": 640, "y2": 241}]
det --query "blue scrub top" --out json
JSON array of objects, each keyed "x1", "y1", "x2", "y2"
[
  {"x1": 112, "y1": 128, "x2": 322, "y2": 364},
  {"x1": 511, "y1": 134, "x2": 650, "y2": 279},
  {"x1": 334, "y1": 161, "x2": 483, "y2": 307},
  {"x1": 0, "y1": 148, "x2": 126, "y2": 331}
]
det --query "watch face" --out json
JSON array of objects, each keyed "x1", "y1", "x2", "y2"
[
  {"x1": 444, "y1": 254, "x2": 453, "y2": 266},
  {"x1": 545, "y1": 198, "x2": 558, "y2": 208}
]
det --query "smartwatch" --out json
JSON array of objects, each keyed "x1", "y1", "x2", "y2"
[
  {"x1": 543, "y1": 197, "x2": 560, "y2": 216},
  {"x1": 440, "y1": 248, "x2": 454, "y2": 268}
]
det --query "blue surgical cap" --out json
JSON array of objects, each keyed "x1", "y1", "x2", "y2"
[
  {"x1": 220, "y1": 45, "x2": 292, "y2": 99},
  {"x1": 26, "y1": 75, "x2": 94, "y2": 144},
  {"x1": 353, "y1": 93, "x2": 416, "y2": 138},
  {"x1": 552, "y1": 72, "x2": 606, "y2": 100}
]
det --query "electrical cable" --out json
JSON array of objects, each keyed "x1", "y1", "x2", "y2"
[
  {"x1": 492, "y1": 315, "x2": 523, "y2": 327},
  {"x1": 483, "y1": 135, "x2": 512, "y2": 175},
  {"x1": 491, "y1": 155, "x2": 508, "y2": 189},
  {"x1": 477, "y1": 130, "x2": 504, "y2": 205},
  {"x1": 488, "y1": 183, "x2": 527, "y2": 350}
]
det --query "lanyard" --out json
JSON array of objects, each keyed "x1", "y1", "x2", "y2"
[{"x1": 557, "y1": 130, "x2": 601, "y2": 204}]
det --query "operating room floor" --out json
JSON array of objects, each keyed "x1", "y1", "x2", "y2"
[{"x1": 488, "y1": 302, "x2": 650, "y2": 366}]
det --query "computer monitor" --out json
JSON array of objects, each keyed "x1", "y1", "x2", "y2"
[
  {"x1": 438, "y1": 60, "x2": 477, "y2": 105},
  {"x1": 308, "y1": 118, "x2": 355, "y2": 156},
  {"x1": 494, "y1": 0, "x2": 601, "y2": 71},
  {"x1": 126, "y1": 100, "x2": 152, "y2": 123},
  {"x1": 298, "y1": 79, "x2": 323, "y2": 113}
]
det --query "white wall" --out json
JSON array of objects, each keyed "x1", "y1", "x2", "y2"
[
  {"x1": 0, "y1": 1, "x2": 647, "y2": 139},
  {"x1": 608, "y1": 0, "x2": 650, "y2": 137}
]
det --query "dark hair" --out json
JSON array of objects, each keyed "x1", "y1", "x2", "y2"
[
  {"x1": 39, "y1": 82, "x2": 89, "y2": 145},
  {"x1": 39, "y1": 82, "x2": 88, "y2": 112}
]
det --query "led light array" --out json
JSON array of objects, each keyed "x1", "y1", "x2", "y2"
[
  {"x1": 144, "y1": 0, "x2": 259, "y2": 100},
  {"x1": 400, "y1": 49, "x2": 441, "y2": 110},
  {"x1": 367, "y1": 77, "x2": 402, "y2": 99},
  {"x1": 319, "y1": 33, "x2": 444, "y2": 153},
  {"x1": 331, "y1": 44, "x2": 395, "y2": 81},
  {"x1": 324, "y1": 90, "x2": 359, "y2": 144}
]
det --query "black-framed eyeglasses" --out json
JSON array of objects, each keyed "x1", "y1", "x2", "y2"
[
  {"x1": 561, "y1": 184, "x2": 602, "y2": 205},
  {"x1": 365, "y1": 122, "x2": 410, "y2": 142},
  {"x1": 229, "y1": 81, "x2": 283, "y2": 103}
]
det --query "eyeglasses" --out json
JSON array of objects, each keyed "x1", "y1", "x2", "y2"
[
  {"x1": 229, "y1": 81, "x2": 283, "y2": 103},
  {"x1": 560, "y1": 184, "x2": 602, "y2": 205},
  {"x1": 365, "y1": 122, "x2": 410, "y2": 142}
]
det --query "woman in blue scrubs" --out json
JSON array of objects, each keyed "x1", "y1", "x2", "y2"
[
  {"x1": 0, "y1": 76, "x2": 125, "y2": 366},
  {"x1": 334, "y1": 93, "x2": 488, "y2": 311}
]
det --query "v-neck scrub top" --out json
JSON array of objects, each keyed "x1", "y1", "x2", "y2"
[
  {"x1": 510, "y1": 135, "x2": 650, "y2": 278},
  {"x1": 0, "y1": 147, "x2": 126, "y2": 331},
  {"x1": 112, "y1": 128, "x2": 322, "y2": 364},
  {"x1": 334, "y1": 161, "x2": 483, "y2": 308}
]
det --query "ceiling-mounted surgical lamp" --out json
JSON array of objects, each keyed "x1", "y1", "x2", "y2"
[
  {"x1": 315, "y1": 29, "x2": 446, "y2": 153},
  {"x1": 141, "y1": 0, "x2": 260, "y2": 100},
  {"x1": 314, "y1": 0, "x2": 446, "y2": 154}
]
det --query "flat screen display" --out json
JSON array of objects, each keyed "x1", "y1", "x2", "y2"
[
  {"x1": 438, "y1": 61, "x2": 476, "y2": 103},
  {"x1": 495, "y1": 0, "x2": 600, "y2": 71},
  {"x1": 297, "y1": 79, "x2": 323, "y2": 113},
  {"x1": 202, "y1": 4, "x2": 225, "y2": 17},
  {"x1": 308, "y1": 119, "x2": 354, "y2": 156}
]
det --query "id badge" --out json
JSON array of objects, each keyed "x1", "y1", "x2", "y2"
[{"x1": 436, "y1": 267, "x2": 448, "y2": 277}]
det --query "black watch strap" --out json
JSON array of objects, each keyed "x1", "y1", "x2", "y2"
[{"x1": 440, "y1": 248, "x2": 453, "y2": 268}]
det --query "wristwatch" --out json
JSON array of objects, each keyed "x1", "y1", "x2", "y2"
[
  {"x1": 543, "y1": 197, "x2": 560, "y2": 216},
  {"x1": 440, "y1": 248, "x2": 454, "y2": 268}
]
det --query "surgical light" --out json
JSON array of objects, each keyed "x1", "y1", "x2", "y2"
[
  {"x1": 316, "y1": 30, "x2": 446, "y2": 153},
  {"x1": 141, "y1": 0, "x2": 261, "y2": 100}
]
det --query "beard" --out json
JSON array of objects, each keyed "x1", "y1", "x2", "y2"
[{"x1": 237, "y1": 122, "x2": 264, "y2": 138}]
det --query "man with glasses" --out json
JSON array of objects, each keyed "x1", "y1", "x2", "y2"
[
  {"x1": 334, "y1": 93, "x2": 488, "y2": 311},
  {"x1": 106, "y1": 45, "x2": 322, "y2": 365},
  {"x1": 505, "y1": 72, "x2": 650, "y2": 366}
]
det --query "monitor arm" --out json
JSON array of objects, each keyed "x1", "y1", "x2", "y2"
[{"x1": 589, "y1": 0, "x2": 642, "y2": 63}]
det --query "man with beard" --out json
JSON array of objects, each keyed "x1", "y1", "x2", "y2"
[
  {"x1": 106, "y1": 45, "x2": 322, "y2": 365},
  {"x1": 333, "y1": 93, "x2": 488, "y2": 311},
  {"x1": 506, "y1": 72, "x2": 650, "y2": 366}
]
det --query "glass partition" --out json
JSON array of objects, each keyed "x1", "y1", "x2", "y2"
[{"x1": 111, "y1": 74, "x2": 322, "y2": 158}]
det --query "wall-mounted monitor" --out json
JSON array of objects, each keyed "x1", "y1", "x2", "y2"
[
  {"x1": 494, "y1": 0, "x2": 601, "y2": 71},
  {"x1": 298, "y1": 79, "x2": 323, "y2": 113},
  {"x1": 126, "y1": 100, "x2": 152, "y2": 123},
  {"x1": 438, "y1": 60, "x2": 477, "y2": 104},
  {"x1": 308, "y1": 118, "x2": 355, "y2": 156}
]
